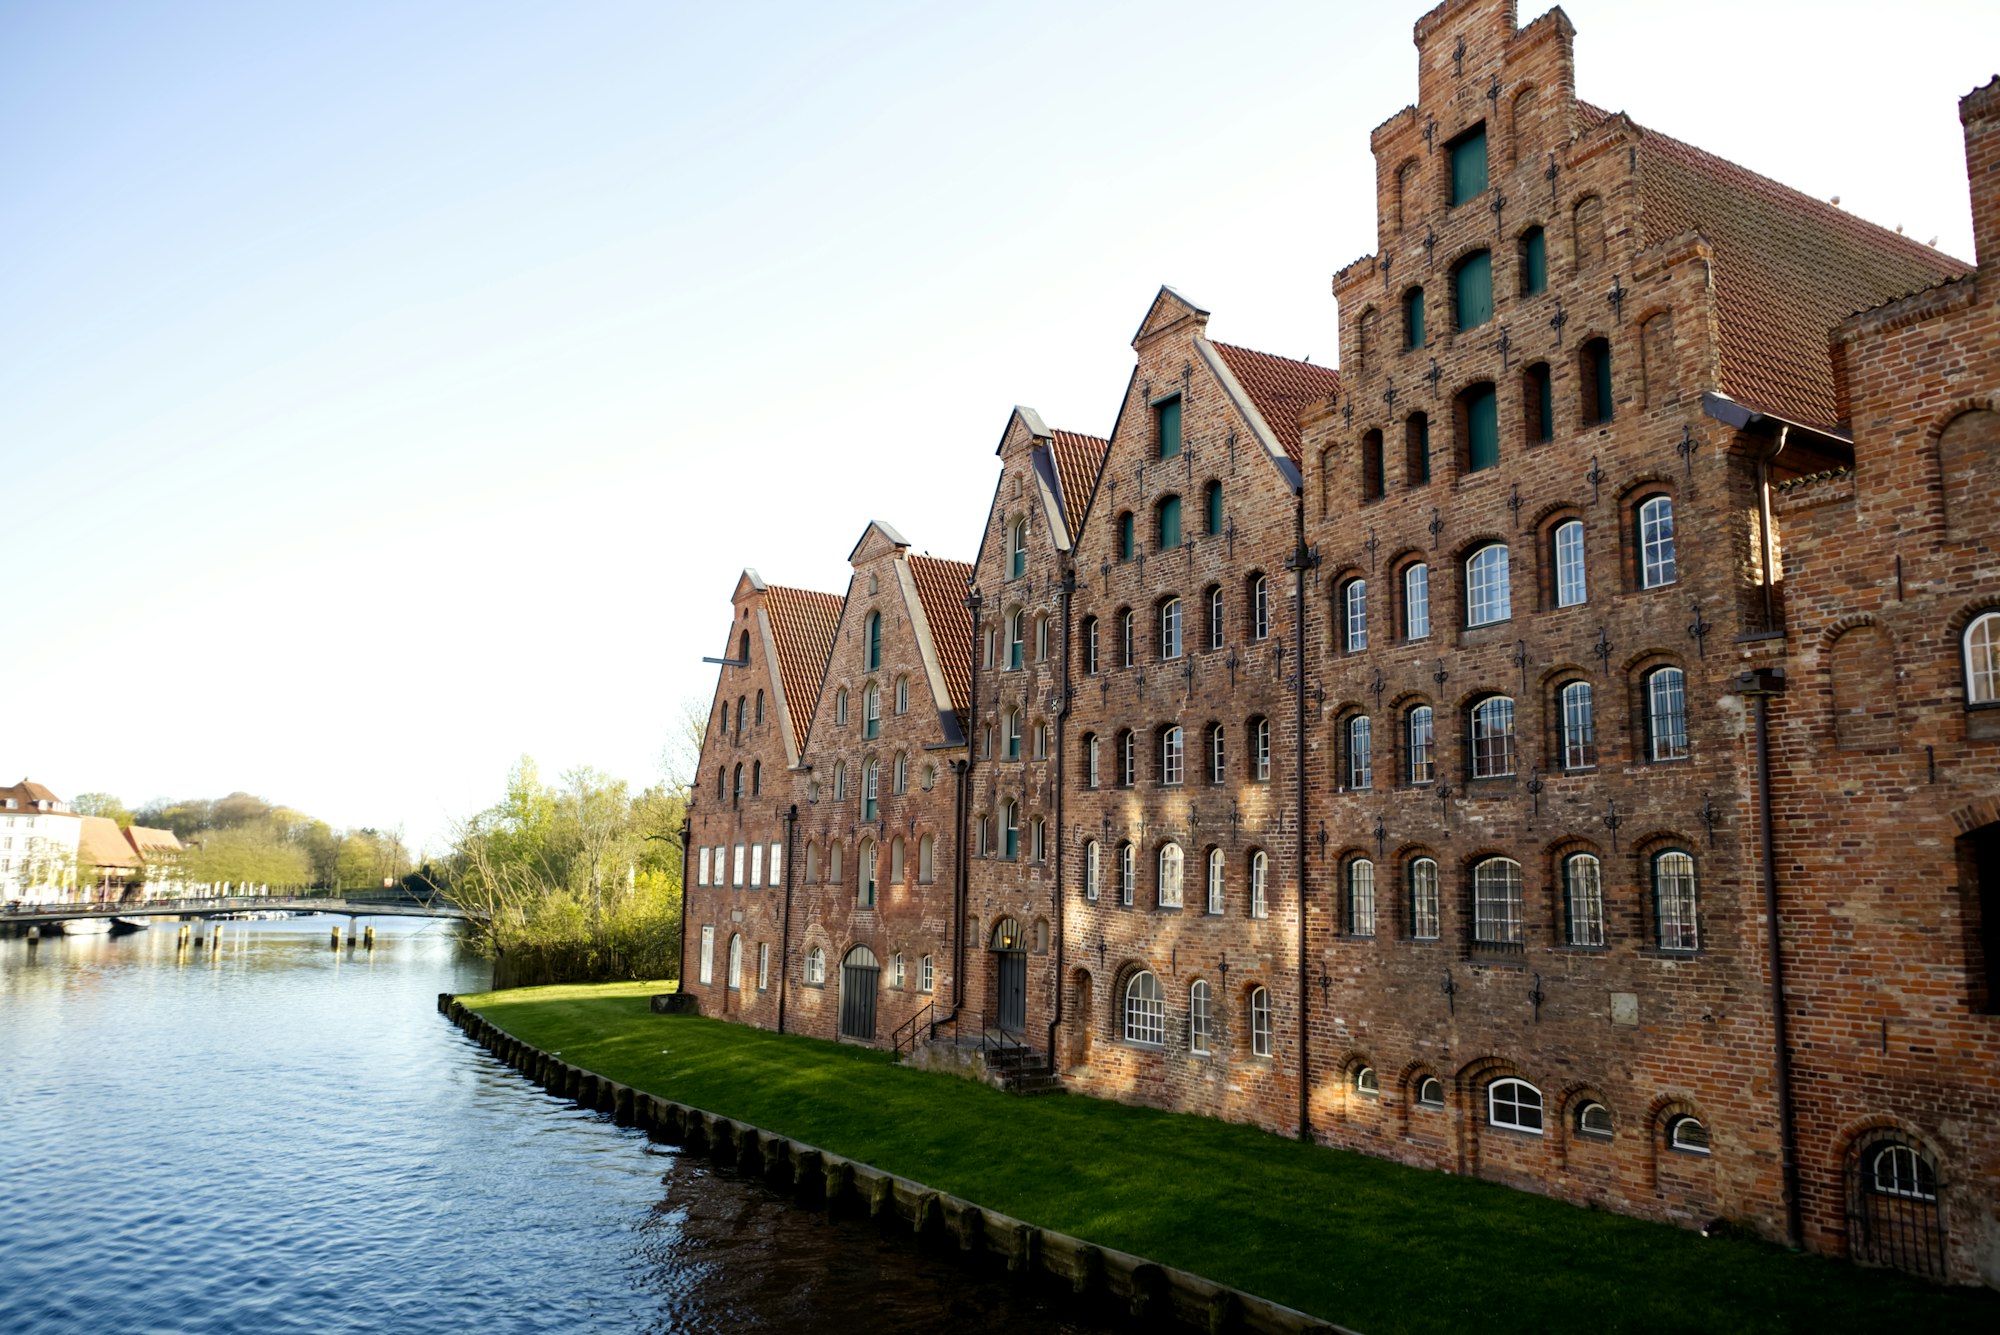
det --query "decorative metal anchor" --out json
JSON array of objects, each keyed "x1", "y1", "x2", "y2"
[
  {"x1": 1698, "y1": 793, "x2": 1720, "y2": 847},
  {"x1": 1607, "y1": 274, "x2": 1626, "y2": 320},
  {"x1": 1688, "y1": 601, "x2": 1711, "y2": 659},
  {"x1": 1603, "y1": 798, "x2": 1623, "y2": 852},
  {"x1": 1593, "y1": 626, "x2": 1614, "y2": 674},
  {"x1": 1426, "y1": 358, "x2": 1443, "y2": 397},
  {"x1": 1529, "y1": 973, "x2": 1546, "y2": 1023},
  {"x1": 1496, "y1": 325, "x2": 1513, "y2": 372},
  {"x1": 1676, "y1": 423, "x2": 1699, "y2": 477},
  {"x1": 1586, "y1": 454, "x2": 1605, "y2": 505},
  {"x1": 1550, "y1": 297, "x2": 1568, "y2": 348}
]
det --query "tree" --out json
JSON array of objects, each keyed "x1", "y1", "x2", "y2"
[{"x1": 71, "y1": 793, "x2": 133, "y2": 827}]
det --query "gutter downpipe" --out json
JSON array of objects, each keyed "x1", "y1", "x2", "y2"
[
  {"x1": 1742, "y1": 664, "x2": 1802, "y2": 1250},
  {"x1": 955, "y1": 586, "x2": 984, "y2": 1020},
  {"x1": 1047, "y1": 566, "x2": 1076, "y2": 1061},
  {"x1": 1292, "y1": 493, "x2": 1317, "y2": 1143},
  {"x1": 777, "y1": 802, "x2": 797, "y2": 1034},
  {"x1": 1757, "y1": 425, "x2": 1790, "y2": 632},
  {"x1": 675, "y1": 816, "x2": 692, "y2": 995}
]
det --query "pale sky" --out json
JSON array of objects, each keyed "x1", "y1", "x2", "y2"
[{"x1": 4, "y1": 1, "x2": 1994, "y2": 853}]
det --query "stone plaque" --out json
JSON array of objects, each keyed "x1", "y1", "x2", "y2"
[{"x1": 1610, "y1": 992, "x2": 1639, "y2": 1027}]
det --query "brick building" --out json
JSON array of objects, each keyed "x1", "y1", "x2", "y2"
[{"x1": 678, "y1": 0, "x2": 1998, "y2": 1286}]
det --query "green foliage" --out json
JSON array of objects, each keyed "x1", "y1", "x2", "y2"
[
  {"x1": 181, "y1": 825, "x2": 314, "y2": 889},
  {"x1": 70, "y1": 792, "x2": 133, "y2": 826},
  {"x1": 465, "y1": 986, "x2": 2000, "y2": 1335},
  {"x1": 124, "y1": 790, "x2": 410, "y2": 889}
]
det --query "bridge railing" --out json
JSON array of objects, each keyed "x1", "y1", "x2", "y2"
[{"x1": 0, "y1": 889, "x2": 470, "y2": 919}]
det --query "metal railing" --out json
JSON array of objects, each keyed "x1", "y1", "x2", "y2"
[{"x1": 0, "y1": 888, "x2": 471, "y2": 920}]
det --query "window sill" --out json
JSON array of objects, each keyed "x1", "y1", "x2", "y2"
[{"x1": 1486, "y1": 1123, "x2": 1546, "y2": 1139}]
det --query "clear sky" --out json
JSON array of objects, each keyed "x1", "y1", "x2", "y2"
[{"x1": 4, "y1": 0, "x2": 1994, "y2": 853}]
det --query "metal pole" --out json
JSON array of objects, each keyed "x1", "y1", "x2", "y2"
[{"x1": 1743, "y1": 667, "x2": 1803, "y2": 1249}]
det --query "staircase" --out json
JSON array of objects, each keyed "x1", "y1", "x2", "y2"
[{"x1": 983, "y1": 1040, "x2": 1063, "y2": 1096}]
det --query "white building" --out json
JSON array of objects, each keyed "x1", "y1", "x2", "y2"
[{"x1": 0, "y1": 779, "x2": 81, "y2": 902}]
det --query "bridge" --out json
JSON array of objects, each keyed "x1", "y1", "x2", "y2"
[{"x1": 0, "y1": 888, "x2": 478, "y2": 928}]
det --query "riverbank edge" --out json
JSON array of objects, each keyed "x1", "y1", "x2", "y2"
[{"x1": 440, "y1": 993, "x2": 1358, "y2": 1335}]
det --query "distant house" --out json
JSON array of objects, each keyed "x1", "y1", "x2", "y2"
[
  {"x1": 0, "y1": 779, "x2": 80, "y2": 902},
  {"x1": 123, "y1": 825, "x2": 186, "y2": 897}
]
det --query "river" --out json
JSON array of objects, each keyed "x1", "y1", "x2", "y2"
[{"x1": 0, "y1": 917, "x2": 1111, "y2": 1333}]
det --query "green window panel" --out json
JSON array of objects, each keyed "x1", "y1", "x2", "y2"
[
  {"x1": 1205, "y1": 481, "x2": 1222, "y2": 535},
  {"x1": 1465, "y1": 385, "x2": 1499, "y2": 472},
  {"x1": 1520, "y1": 227, "x2": 1547, "y2": 295},
  {"x1": 1404, "y1": 288, "x2": 1425, "y2": 350},
  {"x1": 1529, "y1": 364, "x2": 1553, "y2": 442},
  {"x1": 1409, "y1": 415, "x2": 1430, "y2": 486},
  {"x1": 865, "y1": 613, "x2": 881, "y2": 670},
  {"x1": 1119, "y1": 512, "x2": 1135, "y2": 561},
  {"x1": 1449, "y1": 125, "x2": 1488, "y2": 206},
  {"x1": 1158, "y1": 396, "x2": 1182, "y2": 459},
  {"x1": 1590, "y1": 340, "x2": 1615, "y2": 424},
  {"x1": 1158, "y1": 495, "x2": 1181, "y2": 550},
  {"x1": 1454, "y1": 249, "x2": 1493, "y2": 330}
]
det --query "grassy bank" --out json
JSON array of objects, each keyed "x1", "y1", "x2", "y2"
[{"x1": 457, "y1": 983, "x2": 1997, "y2": 1335}]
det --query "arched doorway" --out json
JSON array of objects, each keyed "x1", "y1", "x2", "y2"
[
  {"x1": 1848, "y1": 1136, "x2": 1945, "y2": 1278},
  {"x1": 839, "y1": 946, "x2": 880, "y2": 1040},
  {"x1": 990, "y1": 918, "x2": 1026, "y2": 1033}
]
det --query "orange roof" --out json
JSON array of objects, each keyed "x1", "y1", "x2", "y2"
[
  {"x1": 763, "y1": 585, "x2": 844, "y2": 752},
  {"x1": 2, "y1": 778, "x2": 62, "y2": 806},
  {"x1": 908, "y1": 554, "x2": 975, "y2": 721},
  {"x1": 78, "y1": 815, "x2": 141, "y2": 870},
  {"x1": 1212, "y1": 342, "x2": 1341, "y2": 464},
  {"x1": 124, "y1": 825, "x2": 184, "y2": 858},
  {"x1": 1581, "y1": 103, "x2": 1969, "y2": 430},
  {"x1": 1050, "y1": 429, "x2": 1111, "y2": 534}
]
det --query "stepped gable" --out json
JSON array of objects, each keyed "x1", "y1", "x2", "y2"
[
  {"x1": 1049, "y1": 429, "x2": 1111, "y2": 533},
  {"x1": 1210, "y1": 342, "x2": 1341, "y2": 465},
  {"x1": 907, "y1": 554, "x2": 974, "y2": 720},
  {"x1": 1581, "y1": 102, "x2": 1971, "y2": 431},
  {"x1": 763, "y1": 584, "x2": 845, "y2": 751}
]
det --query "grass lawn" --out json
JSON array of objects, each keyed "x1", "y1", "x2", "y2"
[{"x1": 458, "y1": 981, "x2": 1998, "y2": 1335}]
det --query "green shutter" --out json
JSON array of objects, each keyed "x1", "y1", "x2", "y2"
[
  {"x1": 866, "y1": 613, "x2": 881, "y2": 669},
  {"x1": 1466, "y1": 385, "x2": 1499, "y2": 472},
  {"x1": 1594, "y1": 342, "x2": 1615, "y2": 424},
  {"x1": 1119, "y1": 513, "x2": 1135, "y2": 561},
  {"x1": 1406, "y1": 289, "x2": 1425, "y2": 349},
  {"x1": 1454, "y1": 250, "x2": 1493, "y2": 330},
  {"x1": 1158, "y1": 496, "x2": 1181, "y2": 550},
  {"x1": 1411, "y1": 416, "x2": 1430, "y2": 485},
  {"x1": 1450, "y1": 126, "x2": 1488, "y2": 206},
  {"x1": 1522, "y1": 227, "x2": 1547, "y2": 294},
  {"x1": 1533, "y1": 365, "x2": 1553, "y2": 442},
  {"x1": 1158, "y1": 397, "x2": 1181, "y2": 459},
  {"x1": 1206, "y1": 482, "x2": 1222, "y2": 535}
]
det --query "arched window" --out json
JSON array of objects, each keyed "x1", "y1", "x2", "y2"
[
  {"x1": 1157, "y1": 394, "x2": 1181, "y2": 458},
  {"x1": 835, "y1": 687, "x2": 849, "y2": 727},
  {"x1": 1346, "y1": 715, "x2": 1373, "y2": 790},
  {"x1": 1576, "y1": 1101, "x2": 1613, "y2": 1139},
  {"x1": 1118, "y1": 729, "x2": 1136, "y2": 787},
  {"x1": 829, "y1": 841, "x2": 844, "y2": 882},
  {"x1": 1159, "y1": 597, "x2": 1183, "y2": 659},
  {"x1": 1205, "y1": 480, "x2": 1223, "y2": 535},
  {"x1": 1409, "y1": 856, "x2": 1441, "y2": 939},
  {"x1": 1465, "y1": 543, "x2": 1511, "y2": 626},
  {"x1": 1080, "y1": 839, "x2": 1101, "y2": 902},
  {"x1": 805, "y1": 842, "x2": 819, "y2": 881},
  {"x1": 1119, "y1": 842, "x2": 1137, "y2": 906},
  {"x1": 1646, "y1": 666, "x2": 1688, "y2": 761},
  {"x1": 1118, "y1": 511, "x2": 1136, "y2": 561},
  {"x1": 1654, "y1": 849, "x2": 1700, "y2": 951},
  {"x1": 1406, "y1": 412, "x2": 1431, "y2": 485},
  {"x1": 1249, "y1": 574, "x2": 1270, "y2": 640},
  {"x1": 894, "y1": 751, "x2": 908, "y2": 794},
  {"x1": 1448, "y1": 123, "x2": 1487, "y2": 204},
  {"x1": 1249, "y1": 850, "x2": 1269, "y2": 918},
  {"x1": 1488, "y1": 1078, "x2": 1544, "y2": 1133},
  {"x1": 1250, "y1": 716, "x2": 1272, "y2": 781},
  {"x1": 1206, "y1": 848, "x2": 1225, "y2": 914},
  {"x1": 1581, "y1": 336, "x2": 1613, "y2": 425},
  {"x1": 1553, "y1": 519, "x2": 1587, "y2": 607},
  {"x1": 727, "y1": 934, "x2": 742, "y2": 989},
  {"x1": 1160, "y1": 726, "x2": 1184, "y2": 786},
  {"x1": 1249, "y1": 986, "x2": 1273, "y2": 1057},
  {"x1": 1080, "y1": 616, "x2": 1099, "y2": 674},
  {"x1": 858, "y1": 839, "x2": 878, "y2": 906},
  {"x1": 1034, "y1": 614, "x2": 1050, "y2": 663},
  {"x1": 1005, "y1": 608, "x2": 1025, "y2": 670},
  {"x1": 863, "y1": 682, "x2": 880, "y2": 738},
  {"x1": 1156, "y1": 495, "x2": 1182, "y2": 550},
  {"x1": 1361, "y1": 430, "x2": 1385, "y2": 502},
  {"x1": 1158, "y1": 843, "x2": 1184, "y2": 908},
  {"x1": 1124, "y1": 971, "x2": 1165, "y2": 1044},
  {"x1": 1001, "y1": 800, "x2": 1019, "y2": 860},
  {"x1": 1967, "y1": 612, "x2": 2000, "y2": 705},
  {"x1": 737, "y1": 696, "x2": 747, "y2": 736},
  {"x1": 895, "y1": 674, "x2": 909, "y2": 714},
  {"x1": 1667, "y1": 1116, "x2": 1711, "y2": 1155},
  {"x1": 1518, "y1": 225, "x2": 1547, "y2": 295},
  {"x1": 715, "y1": 766, "x2": 725, "y2": 800},
  {"x1": 1030, "y1": 816, "x2": 1046, "y2": 863},
  {"x1": 1009, "y1": 519, "x2": 1028, "y2": 579},
  {"x1": 1407, "y1": 702, "x2": 1437, "y2": 786},
  {"x1": 1403, "y1": 562, "x2": 1430, "y2": 640},
  {"x1": 1470, "y1": 695, "x2": 1517, "y2": 777},
  {"x1": 1206, "y1": 722, "x2": 1226, "y2": 784},
  {"x1": 1348, "y1": 858, "x2": 1377, "y2": 936},
  {"x1": 732, "y1": 764, "x2": 744, "y2": 805},
  {"x1": 1355, "y1": 1066, "x2": 1380, "y2": 1096},
  {"x1": 832, "y1": 760, "x2": 847, "y2": 802},
  {"x1": 1453, "y1": 249, "x2": 1493, "y2": 330},
  {"x1": 1473, "y1": 856, "x2": 1525, "y2": 946},
  {"x1": 739, "y1": 629, "x2": 751, "y2": 662},
  {"x1": 1120, "y1": 607, "x2": 1136, "y2": 667},
  {"x1": 1870, "y1": 1143, "x2": 1937, "y2": 1200},
  {"x1": 864, "y1": 611, "x2": 882, "y2": 671},
  {"x1": 919, "y1": 953, "x2": 934, "y2": 992},
  {"x1": 1523, "y1": 362, "x2": 1553, "y2": 444},
  {"x1": 890, "y1": 952, "x2": 905, "y2": 989},
  {"x1": 755, "y1": 689, "x2": 765, "y2": 724},
  {"x1": 1417, "y1": 1075, "x2": 1446, "y2": 1108},
  {"x1": 751, "y1": 759, "x2": 762, "y2": 797},
  {"x1": 1565, "y1": 852, "x2": 1605, "y2": 946},
  {"x1": 889, "y1": 836, "x2": 906, "y2": 885},
  {"x1": 1559, "y1": 680, "x2": 1595, "y2": 771},
  {"x1": 1206, "y1": 584, "x2": 1225, "y2": 650},
  {"x1": 1189, "y1": 980, "x2": 1212, "y2": 1054},
  {"x1": 1341, "y1": 578, "x2": 1367, "y2": 652},
  {"x1": 1082, "y1": 732, "x2": 1100, "y2": 788},
  {"x1": 805, "y1": 945, "x2": 826, "y2": 985},
  {"x1": 1637, "y1": 494, "x2": 1677, "y2": 588},
  {"x1": 1403, "y1": 286, "x2": 1426, "y2": 350},
  {"x1": 1003, "y1": 707, "x2": 1022, "y2": 760}
]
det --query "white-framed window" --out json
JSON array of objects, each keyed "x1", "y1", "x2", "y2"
[
  {"x1": 859, "y1": 839, "x2": 878, "y2": 906},
  {"x1": 770, "y1": 842, "x2": 784, "y2": 886},
  {"x1": 1355, "y1": 1066, "x2": 1379, "y2": 1096},
  {"x1": 1465, "y1": 542, "x2": 1511, "y2": 626},
  {"x1": 1250, "y1": 850, "x2": 1269, "y2": 918},
  {"x1": 1343, "y1": 578, "x2": 1367, "y2": 652},
  {"x1": 1348, "y1": 858, "x2": 1376, "y2": 936},
  {"x1": 1189, "y1": 980, "x2": 1212, "y2": 1055},
  {"x1": 698, "y1": 846, "x2": 712, "y2": 886},
  {"x1": 863, "y1": 682, "x2": 881, "y2": 738},
  {"x1": 1667, "y1": 1115, "x2": 1711, "y2": 1155},
  {"x1": 918, "y1": 833, "x2": 934, "y2": 882},
  {"x1": 1081, "y1": 617, "x2": 1099, "y2": 674},
  {"x1": 833, "y1": 761, "x2": 847, "y2": 802},
  {"x1": 835, "y1": 687, "x2": 849, "y2": 727},
  {"x1": 1115, "y1": 842, "x2": 1137, "y2": 906},
  {"x1": 863, "y1": 758, "x2": 879, "y2": 821},
  {"x1": 1250, "y1": 574, "x2": 1270, "y2": 640},
  {"x1": 750, "y1": 843, "x2": 764, "y2": 887},
  {"x1": 1009, "y1": 517, "x2": 1028, "y2": 578},
  {"x1": 1560, "y1": 680, "x2": 1595, "y2": 770},
  {"x1": 1006, "y1": 608, "x2": 1025, "y2": 670},
  {"x1": 1554, "y1": 519, "x2": 1587, "y2": 607},
  {"x1": 1207, "y1": 585, "x2": 1225, "y2": 650},
  {"x1": 1001, "y1": 708, "x2": 1020, "y2": 761},
  {"x1": 1035, "y1": 614, "x2": 1050, "y2": 662},
  {"x1": 1120, "y1": 608, "x2": 1135, "y2": 666},
  {"x1": 1403, "y1": 562, "x2": 1430, "y2": 640},
  {"x1": 1158, "y1": 843, "x2": 1184, "y2": 908},
  {"x1": 1470, "y1": 695, "x2": 1516, "y2": 777},
  {"x1": 1124, "y1": 970, "x2": 1165, "y2": 1045},
  {"x1": 1871, "y1": 1143, "x2": 1936, "y2": 1199},
  {"x1": 1576, "y1": 1101, "x2": 1613, "y2": 1139},
  {"x1": 1654, "y1": 849, "x2": 1699, "y2": 951},
  {"x1": 1084, "y1": 733, "x2": 1100, "y2": 788},
  {"x1": 919, "y1": 954, "x2": 934, "y2": 993},
  {"x1": 890, "y1": 836, "x2": 906, "y2": 884},
  {"x1": 1249, "y1": 986, "x2": 1272, "y2": 1057},
  {"x1": 733, "y1": 843, "x2": 747, "y2": 887},
  {"x1": 1083, "y1": 840, "x2": 1101, "y2": 901},
  {"x1": 1409, "y1": 857, "x2": 1440, "y2": 940},
  {"x1": 829, "y1": 841, "x2": 843, "y2": 882},
  {"x1": 727, "y1": 934, "x2": 743, "y2": 989},
  {"x1": 1417, "y1": 1075, "x2": 1445, "y2": 1108},
  {"x1": 891, "y1": 952, "x2": 906, "y2": 989},
  {"x1": 1119, "y1": 730, "x2": 1136, "y2": 787},
  {"x1": 893, "y1": 751, "x2": 909, "y2": 794},
  {"x1": 805, "y1": 945, "x2": 826, "y2": 985},
  {"x1": 1565, "y1": 852, "x2": 1605, "y2": 947},
  {"x1": 1206, "y1": 848, "x2": 1225, "y2": 915},
  {"x1": 1346, "y1": 715, "x2": 1372, "y2": 790},
  {"x1": 1030, "y1": 817, "x2": 1046, "y2": 863},
  {"x1": 1647, "y1": 666, "x2": 1689, "y2": 761},
  {"x1": 758, "y1": 942, "x2": 771, "y2": 991},
  {"x1": 714, "y1": 845, "x2": 726, "y2": 884},
  {"x1": 1207, "y1": 723, "x2": 1225, "y2": 784},
  {"x1": 1002, "y1": 800, "x2": 1019, "y2": 859},
  {"x1": 699, "y1": 925, "x2": 715, "y2": 985},
  {"x1": 1473, "y1": 856, "x2": 1524, "y2": 946},
  {"x1": 1160, "y1": 597, "x2": 1183, "y2": 660},
  {"x1": 1488, "y1": 1077, "x2": 1544, "y2": 1133},
  {"x1": 1638, "y1": 495, "x2": 1677, "y2": 589},
  {"x1": 1251, "y1": 716, "x2": 1271, "y2": 781},
  {"x1": 1407, "y1": 705, "x2": 1435, "y2": 784},
  {"x1": 1161, "y1": 726, "x2": 1184, "y2": 786},
  {"x1": 1966, "y1": 612, "x2": 2000, "y2": 705},
  {"x1": 895, "y1": 674, "x2": 909, "y2": 714}
]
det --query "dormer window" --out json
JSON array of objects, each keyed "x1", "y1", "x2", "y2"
[{"x1": 1448, "y1": 124, "x2": 1488, "y2": 207}]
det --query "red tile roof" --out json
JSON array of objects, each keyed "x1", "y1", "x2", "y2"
[
  {"x1": 763, "y1": 585, "x2": 844, "y2": 752},
  {"x1": 1211, "y1": 342, "x2": 1342, "y2": 464},
  {"x1": 1581, "y1": 103, "x2": 1970, "y2": 430},
  {"x1": 908, "y1": 554, "x2": 975, "y2": 722},
  {"x1": 1050, "y1": 429, "x2": 1111, "y2": 534}
]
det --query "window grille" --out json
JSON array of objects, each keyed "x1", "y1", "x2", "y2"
[{"x1": 1124, "y1": 971, "x2": 1164, "y2": 1044}]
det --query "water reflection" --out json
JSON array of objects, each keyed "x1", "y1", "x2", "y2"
[{"x1": 0, "y1": 919, "x2": 1114, "y2": 1334}]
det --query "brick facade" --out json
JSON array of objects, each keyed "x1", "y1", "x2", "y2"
[{"x1": 678, "y1": 0, "x2": 1999, "y2": 1287}]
